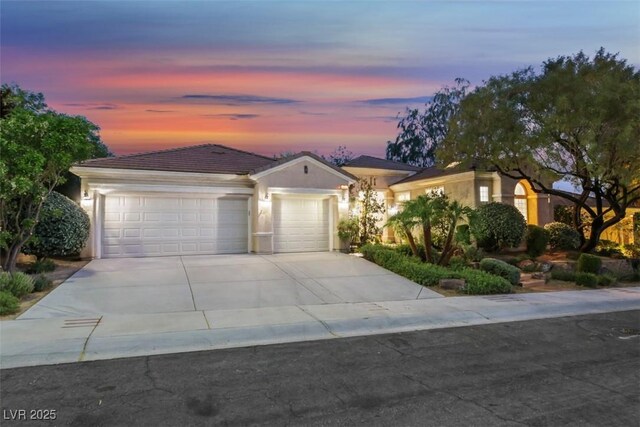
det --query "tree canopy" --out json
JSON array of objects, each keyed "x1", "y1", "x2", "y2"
[
  {"x1": 386, "y1": 78, "x2": 469, "y2": 167},
  {"x1": 0, "y1": 84, "x2": 111, "y2": 271},
  {"x1": 439, "y1": 49, "x2": 640, "y2": 252}
]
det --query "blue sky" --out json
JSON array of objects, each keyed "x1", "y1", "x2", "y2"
[{"x1": 2, "y1": 1, "x2": 638, "y2": 156}]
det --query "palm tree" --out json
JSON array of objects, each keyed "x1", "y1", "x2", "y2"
[
  {"x1": 403, "y1": 194, "x2": 447, "y2": 263},
  {"x1": 385, "y1": 209, "x2": 421, "y2": 260},
  {"x1": 437, "y1": 200, "x2": 473, "y2": 265}
]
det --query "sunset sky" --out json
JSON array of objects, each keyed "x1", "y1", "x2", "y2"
[{"x1": 2, "y1": 1, "x2": 639, "y2": 158}]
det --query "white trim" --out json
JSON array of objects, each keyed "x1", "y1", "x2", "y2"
[
  {"x1": 329, "y1": 196, "x2": 335, "y2": 251},
  {"x1": 268, "y1": 187, "x2": 341, "y2": 196},
  {"x1": 249, "y1": 156, "x2": 356, "y2": 183},
  {"x1": 95, "y1": 193, "x2": 103, "y2": 259},
  {"x1": 247, "y1": 196, "x2": 252, "y2": 254},
  {"x1": 88, "y1": 183, "x2": 254, "y2": 196},
  {"x1": 71, "y1": 166, "x2": 242, "y2": 181}
]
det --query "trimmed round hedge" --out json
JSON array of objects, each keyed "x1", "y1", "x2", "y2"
[
  {"x1": 543, "y1": 222, "x2": 580, "y2": 251},
  {"x1": 525, "y1": 225, "x2": 549, "y2": 258},
  {"x1": 470, "y1": 202, "x2": 527, "y2": 251},
  {"x1": 23, "y1": 192, "x2": 90, "y2": 258}
]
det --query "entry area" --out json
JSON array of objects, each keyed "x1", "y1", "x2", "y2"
[
  {"x1": 101, "y1": 194, "x2": 248, "y2": 258},
  {"x1": 19, "y1": 253, "x2": 442, "y2": 318}
]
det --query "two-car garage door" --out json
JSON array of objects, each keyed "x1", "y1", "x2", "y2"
[{"x1": 102, "y1": 194, "x2": 248, "y2": 258}]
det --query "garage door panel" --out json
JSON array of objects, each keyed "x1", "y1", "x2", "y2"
[
  {"x1": 102, "y1": 194, "x2": 248, "y2": 258},
  {"x1": 273, "y1": 197, "x2": 329, "y2": 253}
]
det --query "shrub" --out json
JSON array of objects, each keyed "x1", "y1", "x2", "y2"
[
  {"x1": 454, "y1": 224, "x2": 471, "y2": 245},
  {"x1": 595, "y1": 240, "x2": 624, "y2": 258},
  {"x1": 448, "y1": 256, "x2": 469, "y2": 271},
  {"x1": 460, "y1": 244, "x2": 485, "y2": 263},
  {"x1": 575, "y1": 272, "x2": 598, "y2": 288},
  {"x1": 337, "y1": 217, "x2": 359, "y2": 245},
  {"x1": 394, "y1": 243, "x2": 426, "y2": 261},
  {"x1": 470, "y1": 202, "x2": 527, "y2": 251},
  {"x1": 622, "y1": 244, "x2": 640, "y2": 259},
  {"x1": 32, "y1": 274, "x2": 53, "y2": 292},
  {"x1": 360, "y1": 244, "x2": 511, "y2": 294},
  {"x1": 554, "y1": 205, "x2": 574, "y2": 225},
  {"x1": 0, "y1": 291, "x2": 20, "y2": 315},
  {"x1": 479, "y1": 258, "x2": 521, "y2": 286},
  {"x1": 544, "y1": 222, "x2": 580, "y2": 251},
  {"x1": 0, "y1": 272, "x2": 35, "y2": 298},
  {"x1": 576, "y1": 253, "x2": 602, "y2": 274},
  {"x1": 525, "y1": 225, "x2": 549, "y2": 258},
  {"x1": 457, "y1": 268, "x2": 512, "y2": 295},
  {"x1": 551, "y1": 269, "x2": 576, "y2": 282},
  {"x1": 25, "y1": 258, "x2": 56, "y2": 274},
  {"x1": 23, "y1": 192, "x2": 90, "y2": 258},
  {"x1": 597, "y1": 274, "x2": 616, "y2": 287}
]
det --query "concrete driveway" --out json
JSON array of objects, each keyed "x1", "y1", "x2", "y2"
[{"x1": 19, "y1": 252, "x2": 442, "y2": 319}]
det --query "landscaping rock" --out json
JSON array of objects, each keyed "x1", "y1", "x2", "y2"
[
  {"x1": 517, "y1": 259, "x2": 535, "y2": 269},
  {"x1": 439, "y1": 279, "x2": 466, "y2": 290},
  {"x1": 601, "y1": 259, "x2": 634, "y2": 277}
]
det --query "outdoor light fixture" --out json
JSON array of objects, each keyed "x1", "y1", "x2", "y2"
[{"x1": 82, "y1": 190, "x2": 90, "y2": 200}]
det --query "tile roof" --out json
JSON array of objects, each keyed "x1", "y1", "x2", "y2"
[
  {"x1": 392, "y1": 163, "x2": 479, "y2": 185},
  {"x1": 76, "y1": 144, "x2": 276, "y2": 175},
  {"x1": 250, "y1": 151, "x2": 358, "y2": 180},
  {"x1": 344, "y1": 155, "x2": 422, "y2": 172}
]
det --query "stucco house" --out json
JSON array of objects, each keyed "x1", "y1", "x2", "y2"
[
  {"x1": 342, "y1": 155, "x2": 555, "y2": 241},
  {"x1": 72, "y1": 144, "x2": 356, "y2": 258}
]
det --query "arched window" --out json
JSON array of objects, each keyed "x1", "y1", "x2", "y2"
[{"x1": 514, "y1": 183, "x2": 528, "y2": 221}]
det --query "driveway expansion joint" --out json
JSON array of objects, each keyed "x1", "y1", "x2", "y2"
[{"x1": 180, "y1": 256, "x2": 198, "y2": 311}]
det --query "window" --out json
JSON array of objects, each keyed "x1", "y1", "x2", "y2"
[
  {"x1": 514, "y1": 183, "x2": 528, "y2": 222},
  {"x1": 397, "y1": 192, "x2": 410, "y2": 202},
  {"x1": 425, "y1": 186, "x2": 444, "y2": 196},
  {"x1": 479, "y1": 186, "x2": 489, "y2": 203}
]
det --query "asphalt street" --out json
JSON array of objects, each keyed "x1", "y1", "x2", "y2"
[{"x1": 1, "y1": 310, "x2": 639, "y2": 426}]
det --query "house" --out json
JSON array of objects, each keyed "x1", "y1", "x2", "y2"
[
  {"x1": 342, "y1": 155, "x2": 555, "y2": 240},
  {"x1": 71, "y1": 144, "x2": 356, "y2": 258}
]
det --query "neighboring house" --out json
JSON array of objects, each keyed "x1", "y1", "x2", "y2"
[
  {"x1": 71, "y1": 144, "x2": 356, "y2": 258},
  {"x1": 343, "y1": 155, "x2": 555, "y2": 241}
]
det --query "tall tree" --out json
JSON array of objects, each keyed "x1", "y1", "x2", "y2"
[
  {"x1": 353, "y1": 178, "x2": 385, "y2": 244},
  {"x1": 439, "y1": 49, "x2": 640, "y2": 252},
  {"x1": 386, "y1": 78, "x2": 469, "y2": 167},
  {"x1": 328, "y1": 145, "x2": 354, "y2": 167},
  {"x1": 0, "y1": 85, "x2": 110, "y2": 271}
]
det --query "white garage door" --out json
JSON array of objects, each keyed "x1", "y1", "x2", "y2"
[
  {"x1": 102, "y1": 194, "x2": 248, "y2": 258},
  {"x1": 273, "y1": 197, "x2": 330, "y2": 253}
]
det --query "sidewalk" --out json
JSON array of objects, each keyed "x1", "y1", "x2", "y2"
[{"x1": 2, "y1": 287, "x2": 639, "y2": 369}]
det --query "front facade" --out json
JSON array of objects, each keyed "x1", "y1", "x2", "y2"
[{"x1": 71, "y1": 145, "x2": 355, "y2": 259}]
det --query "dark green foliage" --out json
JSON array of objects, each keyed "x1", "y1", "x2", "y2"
[
  {"x1": 597, "y1": 274, "x2": 616, "y2": 287},
  {"x1": 576, "y1": 253, "x2": 602, "y2": 274},
  {"x1": 448, "y1": 256, "x2": 468, "y2": 271},
  {"x1": 455, "y1": 224, "x2": 471, "y2": 245},
  {"x1": 360, "y1": 244, "x2": 511, "y2": 294},
  {"x1": 553, "y1": 205, "x2": 574, "y2": 225},
  {"x1": 525, "y1": 225, "x2": 549, "y2": 258},
  {"x1": 479, "y1": 258, "x2": 521, "y2": 286},
  {"x1": 23, "y1": 192, "x2": 90, "y2": 258},
  {"x1": 337, "y1": 217, "x2": 359, "y2": 247},
  {"x1": 25, "y1": 258, "x2": 56, "y2": 274},
  {"x1": 460, "y1": 244, "x2": 485, "y2": 262},
  {"x1": 394, "y1": 243, "x2": 426, "y2": 261},
  {"x1": 575, "y1": 272, "x2": 598, "y2": 288},
  {"x1": 595, "y1": 240, "x2": 624, "y2": 258},
  {"x1": 0, "y1": 272, "x2": 34, "y2": 298},
  {"x1": 544, "y1": 222, "x2": 581, "y2": 250},
  {"x1": 32, "y1": 274, "x2": 53, "y2": 292},
  {"x1": 0, "y1": 291, "x2": 20, "y2": 315},
  {"x1": 353, "y1": 178, "x2": 385, "y2": 244},
  {"x1": 622, "y1": 244, "x2": 640, "y2": 259},
  {"x1": 470, "y1": 202, "x2": 527, "y2": 251},
  {"x1": 551, "y1": 269, "x2": 576, "y2": 282}
]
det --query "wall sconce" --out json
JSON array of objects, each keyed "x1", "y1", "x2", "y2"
[
  {"x1": 264, "y1": 192, "x2": 270, "y2": 200},
  {"x1": 82, "y1": 190, "x2": 91, "y2": 200}
]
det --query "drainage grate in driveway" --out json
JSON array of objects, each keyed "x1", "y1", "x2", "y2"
[{"x1": 62, "y1": 318, "x2": 101, "y2": 329}]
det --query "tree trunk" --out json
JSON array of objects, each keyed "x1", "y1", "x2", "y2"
[
  {"x1": 404, "y1": 225, "x2": 422, "y2": 261},
  {"x1": 422, "y1": 221, "x2": 434, "y2": 263},
  {"x1": 2, "y1": 242, "x2": 22, "y2": 273},
  {"x1": 438, "y1": 219, "x2": 458, "y2": 266}
]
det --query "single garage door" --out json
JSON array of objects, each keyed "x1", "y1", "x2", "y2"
[
  {"x1": 273, "y1": 197, "x2": 330, "y2": 253},
  {"x1": 102, "y1": 194, "x2": 248, "y2": 258}
]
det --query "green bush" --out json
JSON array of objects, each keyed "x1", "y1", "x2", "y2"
[
  {"x1": 621, "y1": 244, "x2": 640, "y2": 259},
  {"x1": 597, "y1": 274, "x2": 616, "y2": 287},
  {"x1": 337, "y1": 217, "x2": 359, "y2": 245},
  {"x1": 0, "y1": 272, "x2": 34, "y2": 298},
  {"x1": 32, "y1": 274, "x2": 53, "y2": 292},
  {"x1": 457, "y1": 268, "x2": 512, "y2": 295},
  {"x1": 454, "y1": 224, "x2": 471, "y2": 245},
  {"x1": 525, "y1": 225, "x2": 549, "y2": 258},
  {"x1": 394, "y1": 243, "x2": 426, "y2": 261},
  {"x1": 551, "y1": 269, "x2": 576, "y2": 282},
  {"x1": 360, "y1": 244, "x2": 511, "y2": 294},
  {"x1": 479, "y1": 258, "x2": 521, "y2": 286},
  {"x1": 23, "y1": 192, "x2": 90, "y2": 258},
  {"x1": 553, "y1": 205, "x2": 574, "y2": 225},
  {"x1": 595, "y1": 240, "x2": 624, "y2": 258},
  {"x1": 448, "y1": 256, "x2": 469, "y2": 271},
  {"x1": 470, "y1": 202, "x2": 527, "y2": 251},
  {"x1": 460, "y1": 244, "x2": 485, "y2": 262},
  {"x1": 544, "y1": 222, "x2": 581, "y2": 251},
  {"x1": 575, "y1": 272, "x2": 598, "y2": 288},
  {"x1": 576, "y1": 253, "x2": 602, "y2": 274},
  {"x1": 25, "y1": 258, "x2": 56, "y2": 274},
  {"x1": 0, "y1": 291, "x2": 20, "y2": 315}
]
